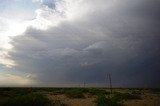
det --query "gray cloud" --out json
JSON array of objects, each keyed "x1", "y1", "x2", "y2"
[
  {"x1": 7, "y1": 0, "x2": 160, "y2": 87},
  {"x1": 41, "y1": 0, "x2": 56, "y2": 9}
]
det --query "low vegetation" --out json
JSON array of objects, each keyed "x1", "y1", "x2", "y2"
[
  {"x1": 88, "y1": 88, "x2": 109, "y2": 96},
  {"x1": 0, "y1": 94, "x2": 51, "y2": 106},
  {"x1": 64, "y1": 89, "x2": 85, "y2": 98},
  {"x1": 0, "y1": 87, "x2": 158, "y2": 106},
  {"x1": 150, "y1": 89, "x2": 160, "y2": 94},
  {"x1": 95, "y1": 95, "x2": 109, "y2": 106},
  {"x1": 112, "y1": 92, "x2": 141, "y2": 101},
  {"x1": 95, "y1": 91, "x2": 141, "y2": 106},
  {"x1": 0, "y1": 88, "x2": 68, "y2": 106}
]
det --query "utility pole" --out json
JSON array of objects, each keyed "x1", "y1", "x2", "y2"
[{"x1": 108, "y1": 74, "x2": 112, "y2": 94}]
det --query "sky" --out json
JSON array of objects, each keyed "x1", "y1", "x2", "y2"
[{"x1": 0, "y1": 0, "x2": 160, "y2": 87}]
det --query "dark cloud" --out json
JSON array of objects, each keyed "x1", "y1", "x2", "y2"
[{"x1": 8, "y1": 0, "x2": 160, "y2": 87}]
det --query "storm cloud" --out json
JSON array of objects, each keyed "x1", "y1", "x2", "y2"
[{"x1": 1, "y1": 0, "x2": 160, "y2": 87}]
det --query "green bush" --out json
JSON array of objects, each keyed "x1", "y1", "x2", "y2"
[
  {"x1": 0, "y1": 94, "x2": 51, "y2": 106},
  {"x1": 113, "y1": 92, "x2": 141, "y2": 101},
  {"x1": 65, "y1": 89, "x2": 84, "y2": 98},
  {"x1": 95, "y1": 92, "x2": 141, "y2": 106},
  {"x1": 95, "y1": 95, "x2": 121, "y2": 106},
  {"x1": 95, "y1": 95, "x2": 108, "y2": 106},
  {"x1": 88, "y1": 88, "x2": 109, "y2": 96}
]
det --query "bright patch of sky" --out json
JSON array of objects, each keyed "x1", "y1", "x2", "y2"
[
  {"x1": 0, "y1": 0, "x2": 40, "y2": 21},
  {"x1": 0, "y1": 0, "x2": 61, "y2": 79},
  {"x1": 0, "y1": 0, "x2": 40, "y2": 69}
]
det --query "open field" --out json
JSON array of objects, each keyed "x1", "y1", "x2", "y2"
[{"x1": 0, "y1": 87, "x2": 159, "y2": 106}]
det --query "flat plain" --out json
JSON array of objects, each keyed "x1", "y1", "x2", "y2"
[{"x1": 0, "y1": 87, "x2": 159, "y2": 106}]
